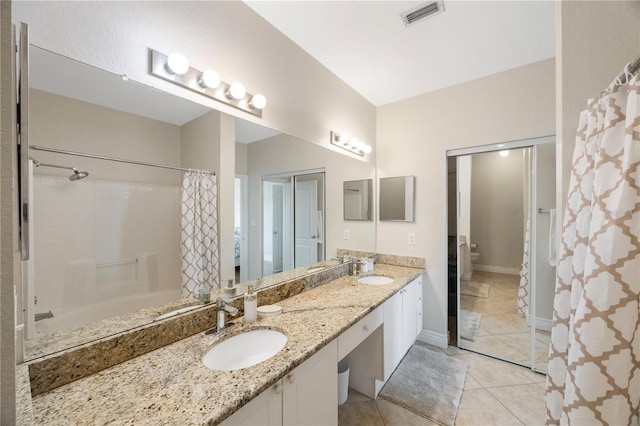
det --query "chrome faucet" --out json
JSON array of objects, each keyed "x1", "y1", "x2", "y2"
[{"x1": 215, "y1": 296, "x2": 239, "y2": 332}]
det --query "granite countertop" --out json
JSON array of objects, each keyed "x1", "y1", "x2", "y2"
[{"x1": 29, "y1": 263, "x2": 423, "y2": 425}]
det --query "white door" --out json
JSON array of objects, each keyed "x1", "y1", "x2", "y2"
[
  {"x1": 271, "y1": 184, "x2": 284, "y2": 273},
  {"x1": 294, "y1": 179, "x2": 318, "y2": 267}
]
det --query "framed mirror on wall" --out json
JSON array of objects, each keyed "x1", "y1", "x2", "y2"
[
  {"x1": 20, "y1": 45, "x2": 377, "y2": 362},
  {"x1": 379, "y1": 176, "x2": 415, "y2": 222},
  {"x1": 343, "y1": 179, "x2": 373, "y2": 221}
]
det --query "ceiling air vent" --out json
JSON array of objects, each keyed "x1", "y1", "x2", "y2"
[{"x1": 400, "y1": 1, "x2": 445, "y2": 27}]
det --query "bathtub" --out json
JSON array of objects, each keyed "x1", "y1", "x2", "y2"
[{"x1": 34, "y1": 289, "x2": 182, "y2": 335}]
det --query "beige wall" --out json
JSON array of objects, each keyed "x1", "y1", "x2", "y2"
[
  {"x1": 31, "y1": 89, "x2": 182, "y2": 184},
  {"x1": 470, "y1": 149, "x2": 525, "y2": 271},
  {"x1": 235, "y1": 143, "x2": 248, "y2": 176},
  {"x1": 377, "y1": 58, "x2": 555, "y2": 343},
  {"x1": 247, "y1": 134, "x2": 375, "y2": 279},
  {"x1": 181, "y1": 110, "x2": 236, "y2": 282},
  {"x1": 557, "y1": 1, "x2": 640, "y2": 218}
]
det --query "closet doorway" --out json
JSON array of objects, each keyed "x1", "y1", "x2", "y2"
[
  {"x1": 447, "y1": 136, "x2": 555, "y2": 373},
  {"x1": 262, "y1": 170, "x2": 325, "y2": 276}
]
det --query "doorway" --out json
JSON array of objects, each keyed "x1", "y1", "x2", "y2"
[
  {"x1": 447, "y1": 136, "x2": 555, "y2": 373},
  {"x1": 262, "y1": 171, "x2": 325, "y2": 276}
]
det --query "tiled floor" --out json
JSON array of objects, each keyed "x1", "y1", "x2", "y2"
[
  {"x1": 459, "y1": 271, "x2": 551, "y2": 373},
  {"x1": 339, "y1": 345, "x2": 548, "y2": 426}
]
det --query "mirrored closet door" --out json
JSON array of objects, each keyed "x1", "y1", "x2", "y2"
[{"x1": 447, "y1": 136, "x2": 555, "y2": 373}]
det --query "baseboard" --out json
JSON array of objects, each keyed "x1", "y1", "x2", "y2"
[
  {"x1": 474, "y1": 264, "x2": 520, "y2": 276},
  {"x1": 417, "y1": 329, "x2": 448, "y2": 349},
  {"x1": 461, "y1": 272, "x2": 472, "y2": 281},
  {"x1": 526, "y1": 315, "x2": 552, "y2": 332}
]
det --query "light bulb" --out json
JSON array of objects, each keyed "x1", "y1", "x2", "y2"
[
  {"x1": 166, "y1": 52, "x2": 189, "y2": 75},
  {"x1": 198, "y1": 70, "x2": 221, "y2": 89},
  {"x1": 499, "y1": 150, "x2": 509, "y2": 157},
  {"x1": 250, "y1": 94, "x2": 267, "y2": 109},
  {"x1": 338, "y1": 134, "x2": 349, "y2": 145},
  {"x1": 356, "y1": 140, "x2": 366, "y2": 150},
  {"x1": 348, "y1": 138, "x2": 359, "y2": 148},
  {"x1": 363, "y1": 145, "x2": 373, "y2": 154},
  {"x1": 227, "y1": 82, "x2": 246, "y2": 100}
]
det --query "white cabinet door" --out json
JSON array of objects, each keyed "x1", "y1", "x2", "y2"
[
  {"x1": 415, "y1": 277, "x2": 423, "y2": 339},
  {"x1": 220, "y1": 381, "x2": 282, "y2": 426},
  {"x1": 283, "y1": 339, "x2": 338, "y2": 426},
  {"x1": 402, "y1": 285, "x2": 418, "y2": 354},
  {"x1": 383, "y1": 290, "x2": 404, "y2": 379}
]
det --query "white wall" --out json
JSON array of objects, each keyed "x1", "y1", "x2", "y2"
[
  {"x1": 12, "y1": 1, "x2": 376, "y2": 153},
  {"x1": 377, "y1": 59, "x2": 555, "y2": 343},
  {"x1": 457, "y1": 156, "x2": 471, "y2": 241}
]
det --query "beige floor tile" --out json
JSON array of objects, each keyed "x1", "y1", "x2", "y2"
[
  {"x1": 487, "y1": 384, "x2": 546, "y2": 426},
  {"x1": 452, "y1": 351, "x2": 542, "y2": 388},
  {"x1": 463, "y1": 375, "x2": 483, "y2": 390},
  {"x1": 455, "y1": 389, "x2": 523, "y2": 426},
  {"x1": 375, "y1": 398, "x2": 439, "y2": 425},
  {"x1": 345, "y1": 388, "x2": 372, "y2": 403},
  {"x1": 338, "y1": 400, "x2": 384, "y2": 426},
  {"x1": 461, "y1": 333, "x2": 531, "y2": 362}
]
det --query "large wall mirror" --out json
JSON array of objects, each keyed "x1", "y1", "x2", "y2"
[{"x1": 22, "y1": 46, "x2": 376, "y2": 362}]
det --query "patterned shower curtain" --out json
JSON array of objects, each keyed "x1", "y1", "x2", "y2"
[
  {"x1": 180, "y1": 171, "x2": 219, "y2": 298},
  {"x1": 545, "y1": 71, "x2": 640, "y2": 424},
  {"x1": 517, "y1": 217, "x2": 530, "y2": 316}
]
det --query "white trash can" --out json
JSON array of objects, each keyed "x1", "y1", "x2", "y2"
[{"x1": 337, "y1": 360, "x2": 350, "y2": 405}]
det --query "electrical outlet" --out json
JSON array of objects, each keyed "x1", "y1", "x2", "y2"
[
  {"x1": 343, "y1": 230, "x2": 350, "y2": 240},
  {"x1": 408, "y1": 232, "x2": 416, "y2": 245}
]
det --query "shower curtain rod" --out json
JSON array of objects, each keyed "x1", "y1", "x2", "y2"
[
  {"x1": 613, "y1": 54, "x2": 640, "y2": 85},
  {"x1": 30, "y1": 145, "x2": 215, "y2": 175}
]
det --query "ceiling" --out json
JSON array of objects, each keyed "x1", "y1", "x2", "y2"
[{"x1": 245, "y1": 0, "x2": 556, "y2": 106}]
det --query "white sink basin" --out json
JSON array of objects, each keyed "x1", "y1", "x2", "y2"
[
  {"x1": 154, "y1": 305, "x2": 200, "y2": 321},
  {"x1": 202, "y1": 329, "x2": 287, "y2": 371},
  {"x1": 357, "y1": 275, "x2": 394, "y2": 285}
]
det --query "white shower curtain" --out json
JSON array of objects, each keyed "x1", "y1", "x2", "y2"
[
  {"x1": 180, "y1": 171, "x2": 219, "y2": 298},
  {"x1": 545, "y1": 70, "x2": 640, "y2": 424}
]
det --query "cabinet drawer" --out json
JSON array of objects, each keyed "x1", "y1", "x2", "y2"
[{"x1": 338, "y1": 305, "x2": 383, "y2": 360}]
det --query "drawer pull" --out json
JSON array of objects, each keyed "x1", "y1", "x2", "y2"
[
  {"x1": 363, "y1": 325, "x2": 369, "y2": 332},
  {"x1": 274, "y1": 383, "x2": 282, "y2": 395},
  {"x1": 287, "y1": 374, "x2": 296, "y2": 384}
]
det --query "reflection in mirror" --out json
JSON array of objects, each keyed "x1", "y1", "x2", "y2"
[
  {"x1": 379, "y1": 176, "x2": 415, "y2": 221},
  {"x1": 23, "y1": 46, "x2": 376, "y2": 361},
  {"x1": 262, "y1": 171, "x2": 325, "y2": 275},
  {"x1": 344, "y1": 179, "x2": 373, "y2": 221}
]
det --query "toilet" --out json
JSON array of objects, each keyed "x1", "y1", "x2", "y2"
[{"x1": 469, "y1": 246, "x2": 480, "y2": 277}]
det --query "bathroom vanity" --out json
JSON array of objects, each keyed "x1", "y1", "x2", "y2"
[{"x1": 20, "y1": 260, "x2": 424, "y2": 425}]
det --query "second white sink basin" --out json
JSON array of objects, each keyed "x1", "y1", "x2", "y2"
[
  {"x1": 357, "y1": 275, "x2": 395, "y2": 285},
  {"x1": 203, "y1": 329, "x2": 287, "y2": 371}
]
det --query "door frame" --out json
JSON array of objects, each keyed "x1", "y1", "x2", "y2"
[{"x1": 446, "y1": 135, "x2": 554, "y2": 371}]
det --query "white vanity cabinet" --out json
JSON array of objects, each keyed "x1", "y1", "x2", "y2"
[
  {"x1": 383, "y1": 276, "x2": 422, "y2": 378},
  {"x1": 220, "y1": 339, "x2": 338, "y2": 426},
  {"x1": 283, "y1": 339, "x2": 338, "y2": 425},
  {"x1": 219, "y1": 380, "x2": 282, "y2": 426}
]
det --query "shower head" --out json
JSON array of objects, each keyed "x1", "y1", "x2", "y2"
[
  {"x1": 69, "y1": 168, "x2": 89, "y2": 181},
  {"x1": 30, "y1": 157, "x2": 89, "y2": 181}
]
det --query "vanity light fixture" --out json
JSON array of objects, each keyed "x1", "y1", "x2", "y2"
[
  {"x1": 198, "y1": 70, "x2": 221, "y2": 89},
  {"x1": 250, "y1": 94, "x2": 267, "y2": 110},
  {"x1": 227, "y1": 82, "x2": 247, "y2": 100},
  {"x1": 330, "y1": 131, "x2": 372, "y2": 157},
  {"x1": 149, "y1": 49, "x2": 265, "y2": 118},
  {"x1": 166, "y1": 52, "x2": 189, "y2": 75}
]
